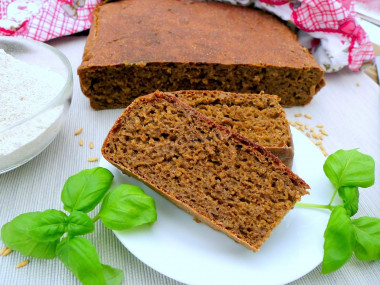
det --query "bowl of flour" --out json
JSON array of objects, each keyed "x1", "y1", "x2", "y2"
[{"x1": 0, "y1": 37, "x2": 73, "y2": 174}]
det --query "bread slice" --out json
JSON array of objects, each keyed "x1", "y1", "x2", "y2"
[
  {"x1": 102, "y1": 91, "x2": 309, "y2": 251},
  {"x1": 169, "y1": 90, "x2": 294, "y2": 168},
  {"x1": 78, "y1": 0, "x2": 325, "y2": 110}
]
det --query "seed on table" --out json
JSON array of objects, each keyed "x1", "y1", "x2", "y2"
[
  {"x1": 304, "y1": 114, "x2": 312, "y2": 119},
  {"x1": 89, "y1": 141, "x2": 94, "y2": 149},
  {"x1": 295, "y1": 121, "x2": 303, "y2": 126},
  {"x1": 312, "y1": 133, "x2": 319, "y2": 139},
  {"x1": 2, "y1": 247, "x2": 13, "y2": 256},
  {"x1": 322, "y1": 150, "x2": 328, "y2": 157},
  {"x1": 79, "y1": 139, "x2": 83, "y2": 146},
  {"x1": 316, "y1": 124, "x2": 324, "y2": 128},
  {"x1": 288, "y1": 121, "x2": 296, "y2": 127},
  {"x1": 320, "y1": 145, "x2": 326, "y2": 152},
  {"x1": 310, "y1": 127, "x2": 315, "y2": 132},
  {"x1": 320, "y1": 129, "x2": 328, "y2": 136},
  {"x1": 356, "y1": 82, "x2": 360, "y2": 87},
  {"x1": 0, "y1": 247, "x2": 7, "y2": 255},
  {"x1": 294, "y1": 113, "x2": 302, "y2": 117},
  {"x1": 305, "y1": 124, "x2": 309, "y2": 130},
  {"x1": 315, "y1": 141, "x2": 322, "y2": 145},
  {"x1": 88, "y1": 157, "x2": 98, "y2": 162},
  {"x1": 306, "y1": 132, "x2": 311, "y2": 138},
  {"x1": 74, "y1": 128, "x2": 83, "y2": 136},
  {"x1": 16, "y1": 260, "x2": 29, "y2": 268}
]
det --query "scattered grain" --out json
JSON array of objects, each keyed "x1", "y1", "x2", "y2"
[
  {"x1": 310, "y1": 127, "x2": 315, "y2": 132},
  {"x1": 299, "y1": 125, "x2": 305, "y2": 132},
  {"x1": 0, "y1": 247, "x2": 8, "y2": 256},
  {"x1": 312, "y1": 133, "x2": 319, "y2": 139},
  {"x1": 316, "y1": 124, "x2": 324, "y2": 128},
  {"x1": 320, "y1": 145, "x2": 326, "y2": 152},
  {"x1": 306, "y1": 132, "x2": 311, "y2": 138},
  {"x1": 74, "y1": 128, "x2": 83, "y2": 136},
  {"x1": 295, "y1": 121, "x2": 303, "y2": 126},
  {"x1": 320, "y1": 129, "x2": 328, "y2": 136},
  {"x1": 89, "y1": 141, "x2": 94, "y2": 149},
  {"x1": 294, "y1": 113, "x2": 302, "y2": 117},
  {"x1": 305, "y1": 124, "x2": 309, "y2": 130},
  {"x1": 304, "y1": 114, "x2": 312, "y2": 119},
  {"x1": 79, "y1": 139, "x2": 83, "y2": 146},
  {"x1": 322, "y1": 150, "x2": 328, "y2": 157},
  {"x1": 356, "y1": 82, "x2": 360, "y2": 87},
  {"x1": 315, "y1": 141, "x2": 322, "y2": 145},
  {"x1": 88, "y1": 157, "x2": 98, "y2": 162},
  {"x1": 288, "y1": 121, "x2": 296, "y2": 127},
  {"x1": 16, "y1": 259, "x2": 29, "y2": 268},
  {"x1": 2, "y1": 247, "x2": 13, "y2": 256}
]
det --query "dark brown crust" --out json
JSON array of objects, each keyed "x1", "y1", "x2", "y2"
[{"x1": 102, "y1": 91, "x2": 310, "y2": 251}]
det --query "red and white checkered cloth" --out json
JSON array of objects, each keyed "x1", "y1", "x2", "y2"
[
  {"x1": 0, "y1": 0, "x2": 375, "y2": 72},
  {"x1": 0, "y1": 0, "x2": 99, "y2": 41},
  {"x1": 230, "y1": 0, "x2": 375, "y2": 71}
]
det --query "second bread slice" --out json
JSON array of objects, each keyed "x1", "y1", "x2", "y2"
[{"x1": 170, "y1": 90, "x2": 294, "y2": 168}]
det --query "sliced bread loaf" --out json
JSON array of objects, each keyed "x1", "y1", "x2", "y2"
[
  {"x1": 78, "y1": 0, "x2": 325, "y2": 110},
  {"x1": 102, "y1": 91, "x2": 309, "y2": 251}
]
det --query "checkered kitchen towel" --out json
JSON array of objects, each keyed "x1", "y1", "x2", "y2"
[
  {"x1": 0, "y1": 0, "x2": 375, "y2": 72},
  {"x1": 0, "y1": 0, "x2": 99, "y2": 41}
]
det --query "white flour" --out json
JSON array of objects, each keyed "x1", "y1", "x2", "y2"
[{"x1": 0, "y1": 49, "x2": 65, "y2": 170}]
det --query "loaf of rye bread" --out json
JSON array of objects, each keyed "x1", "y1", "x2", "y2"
[
  {"x1": 169, "y1": 90, "x2": 294, "y2": 168},
  {"x1": 78, "y1": 0, "x2": 325, "y2": 110},
  {"x1": 101, "y1": 91, "x2": 310, "y2": 251}
]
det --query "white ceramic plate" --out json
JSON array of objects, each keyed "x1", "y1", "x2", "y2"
[{"x1": 99, "y1": 127, "x2": 334, "y2": 285}]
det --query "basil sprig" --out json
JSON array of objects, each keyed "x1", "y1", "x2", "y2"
[
  {"x1": 1, "y1": 167, "x2": 157, "y2": 285},
  {"x1": 297, "y1": 149, "x2": 379, "y2": 274}
]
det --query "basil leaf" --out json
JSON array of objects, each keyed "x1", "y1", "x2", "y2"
[
  {"x1": 352, "y1": 217, "x2": 380, "y2": 261},
  {"x1": 323, "y1": 149, "x2": 375, "y2": 189},
  {"x1": 61, "y1": 167, "x2": 114, "y2": 213},
  {"x1": 102, "y1": 264, "x2": 123, "y2": 285},
  {"x1": 1, "y1": 212, "x2": 58, "y2": 259},
  {"x1": 67, "y1": 211, "x2": 94, "y2": 237},
  {"x1": 57, "y1": 236, "x2": 106, "y2": 285},
  {"x1": 322, "y1": 206, "x2": 355, "y2": 274},
  {"x1": 338, "y1": 186, "x2": 359, "y2": 217},
  {"x1": 28, "y1": 210, "x2": 67, "y2": 241},
  {"x1": 99, "y1": 185, "x2": 157, "y2": 230}
]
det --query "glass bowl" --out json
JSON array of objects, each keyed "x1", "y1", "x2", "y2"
[{"x1": 0, "y1": 37, "x2": 73, "y2": 174}]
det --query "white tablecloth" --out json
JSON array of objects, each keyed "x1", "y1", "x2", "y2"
[{"x1": 0, "y1": 36, "x2": 379, "y2": 285}]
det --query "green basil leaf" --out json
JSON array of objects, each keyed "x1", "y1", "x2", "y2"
[
  {"x1": 67, "y1": 211, "x2": 94, "y2": 237},
  {"x1": 338, "y1": 186, "x2": 359, "y2": 217},
  {"x1": 99, "y1": 185, "x2": 157, "y2": 230},
  {"x1": 1, "y1": 212, "x2": 58, "y2": 259},
  {"x1": 352, "y1": 217, "x2": 380, "y2": 261},
  {"x1": 57, "y1": 236, "x2": 106, "y2": 285},
  {"x1": 102, "y1": 264, "x2": 123, "y2": 285},
  {"x1": 323, "y1": 149, "x2": 375, "y2": 189},
  {"x1": 61, "y1": 167, "x2": 114, "y2": 213},
  {"x1": 27, "y1": 210, "x2": 67, "y2": 241},
  {"x1": 322, "y1": 206, "x2": 355, "y2": 274}
]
